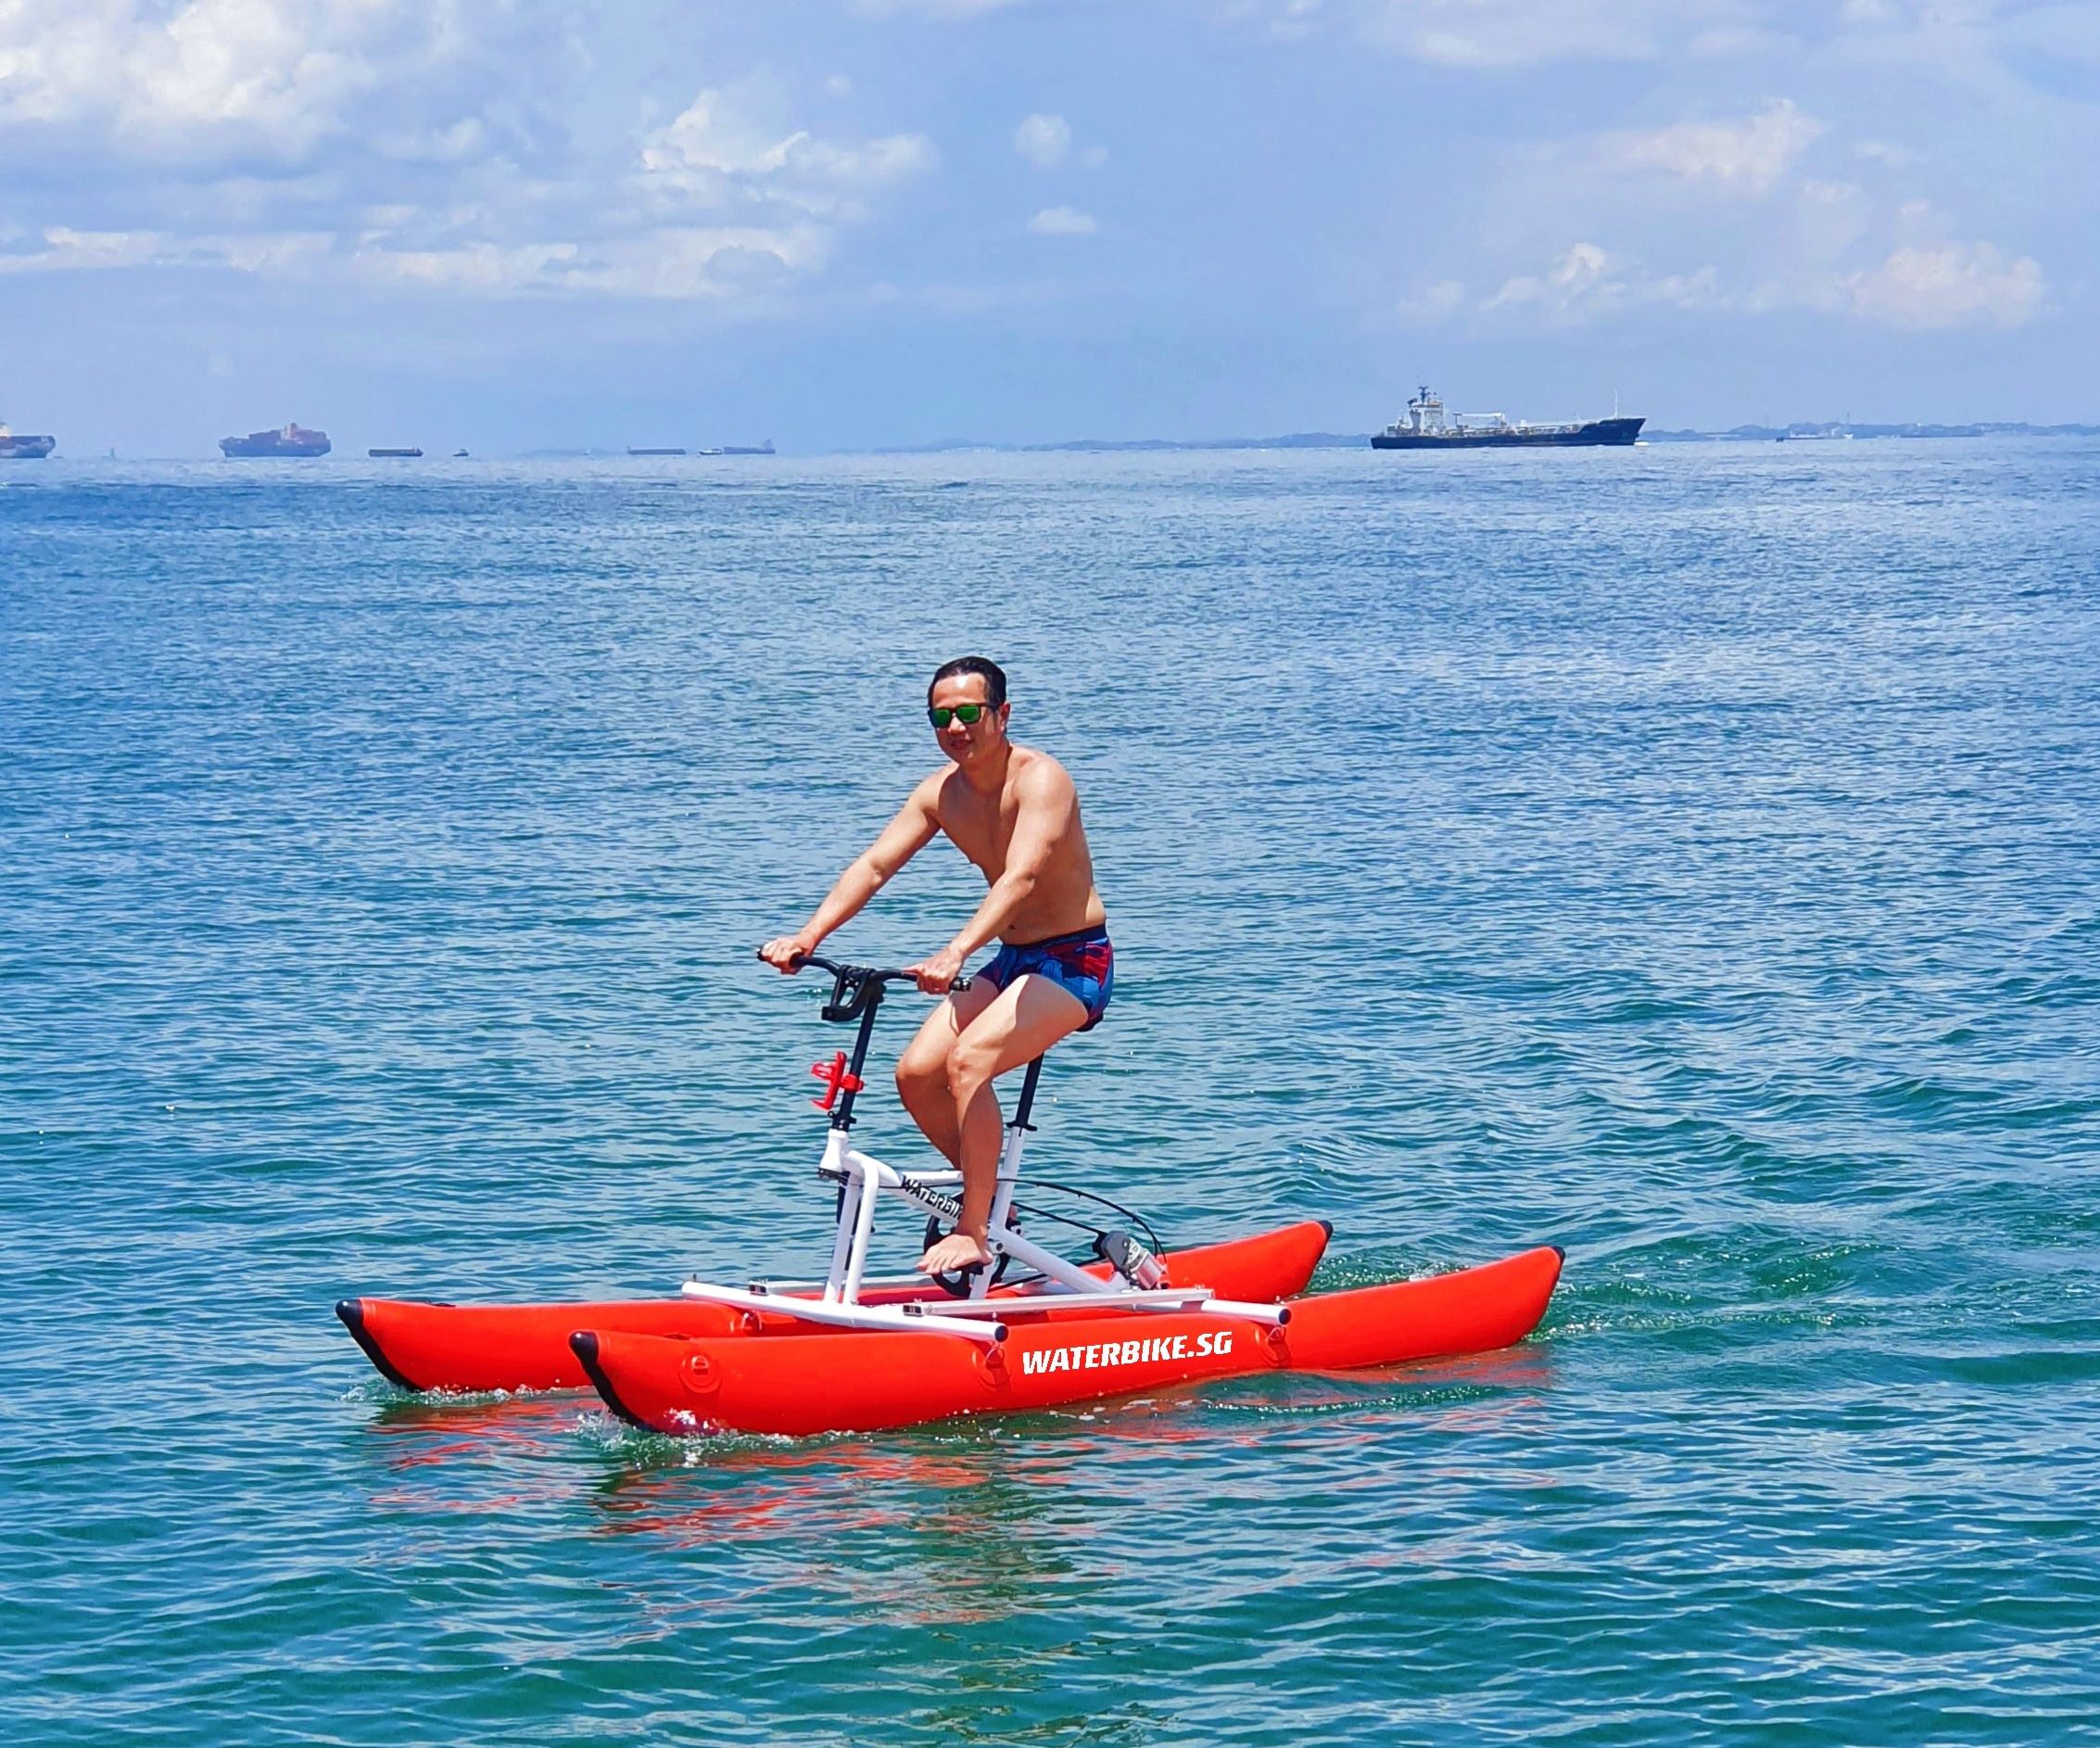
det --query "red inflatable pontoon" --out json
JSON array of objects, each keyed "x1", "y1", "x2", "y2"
[
  {"x1": 575, "y1": 1245, "x2": 1566, "y2": 1436},
  {"x1": 338, "y1": 1220, "x2": 1335, "y2": 1394}
]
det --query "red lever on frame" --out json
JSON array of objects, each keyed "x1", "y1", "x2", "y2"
[{"x1": 810, "y1": 1050, "x2": 865, "y2": 1111}]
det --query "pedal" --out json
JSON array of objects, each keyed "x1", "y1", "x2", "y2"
[{"x1": 922, "y1": 1216, "x2": 1012, "y2": 1298}]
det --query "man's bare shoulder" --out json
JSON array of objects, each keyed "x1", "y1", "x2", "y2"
[
  {"x1": 1006, "y1": 744, "x2": 1077, "y2": 799},
  {"x1": 913, "y1": 765, "x2": 958, "y2": 809}
]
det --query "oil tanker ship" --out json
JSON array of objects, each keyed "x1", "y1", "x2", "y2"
[
  {"x1": 1, "y1": 421, "x2": 56, "y2": 459},
  {"x1": 221, "y1": 423, "x2": 331, "y2": 458},
  {"x1": 1373, "y1": 386, "x2": 1641, "y2": 449}
]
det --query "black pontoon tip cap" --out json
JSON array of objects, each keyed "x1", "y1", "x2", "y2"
[
  {"x1": 1317, "y1": 1220, "x2": 1335, "y2": 1239},
  {"x1": 569, "y1": 1331, "x2": 651, "y2": 1431},
  {"x1": 1551, "y1": 1245, "x2": 1566, "y2": 1261},
  {"x1": 335, "y1": 1298, "x2": 419, "y2": 1390}
]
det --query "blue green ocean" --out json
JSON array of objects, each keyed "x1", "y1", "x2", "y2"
[{"x1": 4, "y1": 443, "x2": 2096, "y2": 1743}]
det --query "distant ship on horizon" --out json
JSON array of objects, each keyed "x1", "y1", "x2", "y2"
[
  {"x1": 1372, "y1": 386, "x2": 1642, "y2": 450},
  {"x1": 1, "y1": 420, "x2": 56, "y2": 460},
  {"x1": 221, "y1": 424, "x2": 331, "y2": 458},
  {"x1": 627, "y1": 440, "x2": 777, "y2": 457}
]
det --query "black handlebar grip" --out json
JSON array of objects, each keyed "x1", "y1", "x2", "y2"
[{"x1": 758, "y1": 948, "x2": 969, "y2": 994}]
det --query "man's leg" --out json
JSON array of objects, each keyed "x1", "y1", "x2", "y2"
[
  {"x1": 918, "y1": 973, "x2": 1089, "y2": 1275},
  {"x1": 894, "y1": 979, "x2": 998, "y2": 1165}
]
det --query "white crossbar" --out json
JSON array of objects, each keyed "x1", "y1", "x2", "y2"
[
  {"x1": 1144, "y1": 1295, "x2": 1291, "y2": 1327},
  {"x1": 681, "y1": 1279, "x2": 1007, "y2": 1345},
  {"x1": 916, "y1": 1286, "x2": 1220, "y2": 1319}
]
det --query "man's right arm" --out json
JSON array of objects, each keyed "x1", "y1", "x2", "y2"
[{"x1": 759, "y1": 779, "x2": 942, "y2": 970}]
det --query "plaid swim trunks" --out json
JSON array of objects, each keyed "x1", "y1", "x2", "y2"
[{"x1": 977, "y1": 924, "x2": 1114, "y2": 1031}]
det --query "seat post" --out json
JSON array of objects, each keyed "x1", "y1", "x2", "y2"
[
  {"x1": 974, "y1": 1054, "x2": 1047, "y2": 1301},
  {"x1": 1010, "y1": 1054, "x2": 1044, "y2": 1133}
]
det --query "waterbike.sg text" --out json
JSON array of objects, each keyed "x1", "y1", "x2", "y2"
[{"x1": 1018, "y1": 1331, "x2": 1234, "y2": 1377}]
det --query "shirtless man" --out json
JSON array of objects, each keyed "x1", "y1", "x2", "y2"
[{"x1": 758, "y1": 656, "x2": 1112, "y2": 1278}]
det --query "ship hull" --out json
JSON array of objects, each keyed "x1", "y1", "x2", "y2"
[
  {"x1": 1373, "y1": 416, "x2": 1643, "y2": 450},
  {"x1": 0, "y1": 436, "x2": 56, "y2": 459},
  {"x1": 221, "y1": 440, "x2": 331, "y2": 458}
]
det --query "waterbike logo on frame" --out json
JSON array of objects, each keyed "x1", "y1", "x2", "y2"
[{"x1": 1018, "y1": 1330, "x2": 1233, "y2": 1377}]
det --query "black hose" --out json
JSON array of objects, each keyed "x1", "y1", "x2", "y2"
[{"x1": 1012, "y1": 1181, "x2": 1168, "y2": 1259}]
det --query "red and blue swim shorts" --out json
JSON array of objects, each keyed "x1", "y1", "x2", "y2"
[{"x1": 976, "y1": 924, "x2": 1114, "y2": 1030}]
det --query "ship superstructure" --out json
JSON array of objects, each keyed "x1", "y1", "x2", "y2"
[{"x1": 1373, "y1": 386, "x2": 1641, "y2": 450}]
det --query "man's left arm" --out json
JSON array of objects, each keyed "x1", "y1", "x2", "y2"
[{"x1": 908, "y1": 766, "x2": 1075, "y2": 991}]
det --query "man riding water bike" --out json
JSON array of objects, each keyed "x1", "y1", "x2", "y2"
[{"x1": 760, "y1": 656, "x2": 1112, "y2": 1280}]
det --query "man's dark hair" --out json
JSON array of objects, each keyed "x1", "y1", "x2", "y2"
[{"x1": 928, "y1": 655, "x2": 1007, "y2": 710}]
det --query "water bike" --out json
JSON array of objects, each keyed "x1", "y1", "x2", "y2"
[{"x1": 338, "y1": 956, "x2": 1563, "y2": 1436}]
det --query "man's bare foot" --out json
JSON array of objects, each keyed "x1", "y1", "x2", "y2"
[{"x1": 918, "y1": 1230, "x2": 994, "y2": 1276}]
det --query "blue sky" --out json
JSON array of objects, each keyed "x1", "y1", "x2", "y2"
[{"x1": 2, "y1": 1, "x2": 2093, "y2": 451}]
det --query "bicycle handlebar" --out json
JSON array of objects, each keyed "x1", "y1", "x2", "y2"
[{"x1": 759, "y1": 950, "x2": 973, "y2": 994}]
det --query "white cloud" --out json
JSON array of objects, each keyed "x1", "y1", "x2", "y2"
[
  {"x1": 0, "y1": 226, "x2": 160, "y2": 272},
  {"x1": 1398, "y1": 276, "x2": 1466, "y2": 321},
  {"x1": 1028, "y1": 204, "x2": 1096, "y2": 235},
  {"x1": 640, "y1": 89, "x2": 937, "y2": 219},
  {"x1": 1013, "y1": 112, "x2": 1070, "y2": 168},
  {"x1": 0, "y1": 0, "x2": 508, "y2": 160},
  {"x1": 1791, "y1": 179, "x2": 1872, "y2": 261},
  {"x1": 363, "y1": 225, "x2": 830, "y2": 298},
  {"x1": 0, "y1": 223, "x2": 332, "y2": 274},
  {"x1": 0, "y1": 57, "x2": 939, "y2": 306},
  {"x1": 1489, "y1": 240, "x2": 1607, "y2": 308},
  {"x1": 1846, "y1": 240, "x2": 2043, "y2": 327},
  {"x1": 0, "y1": 216, "x2": 833, "y2": 300},
  {"x1": 1487, "y1": 241, "x2": 1721, "y2": 317},
  {"x1": 358, "y1": 91, "x2": 919, "y2": 291},
  {"x1": 1600, "y1": 100, "x2": 1822, "y2": 196}
]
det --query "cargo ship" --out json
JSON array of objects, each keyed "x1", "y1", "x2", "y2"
[
  {"x1": 368, "y1": 447, "x2": 423, "y2": 458},
  {"x1": 1, "y1": 421, "x2": 56, "y2": 460},
  {"x1": 1373, "y1": 386, "x2": 1641, "y2": 449},
  {"x1": 221, "y1": 424, "x2": 331, "y2": 458}
]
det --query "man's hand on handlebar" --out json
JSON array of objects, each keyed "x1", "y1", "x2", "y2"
[
  {"x1": 905, "y1": 944, "x2": 968, "y2": 995},
  {"x1": 755, "y1": 944, "x2": 970, "y2": 996},
  {"x1": 758, "y1": 936, "x2": 816, "y2": 973}
]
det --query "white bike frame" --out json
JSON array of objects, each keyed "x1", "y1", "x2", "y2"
[{"x1": 681, "y1": 959, "x2": 1288, "y2": 1346}]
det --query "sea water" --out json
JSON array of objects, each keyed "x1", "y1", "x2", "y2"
[{"x1": 3, "y1": 444, "x2": 2096, "y2": 1744}]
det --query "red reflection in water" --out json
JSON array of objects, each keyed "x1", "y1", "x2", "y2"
[{"x1": 351, "y1": 1340, "x2": 1562, "y2": 1566}]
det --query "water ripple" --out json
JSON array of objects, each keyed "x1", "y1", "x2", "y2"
[{"x1": 4, "y1": 446, "x2": 2097, "y2": 1744}]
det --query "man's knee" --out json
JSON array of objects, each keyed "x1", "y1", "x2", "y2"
[
  {"x1": 945, "y1": 1038, "x2": 997, "y2": 1102},
  {"x1": 895, "y1": 1053, "x2": 938, "y2": 1101}
]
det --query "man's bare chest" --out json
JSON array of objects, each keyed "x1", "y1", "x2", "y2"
[{"x1": 938, "y1": 795, "x2": 1018, "y2": 870}]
